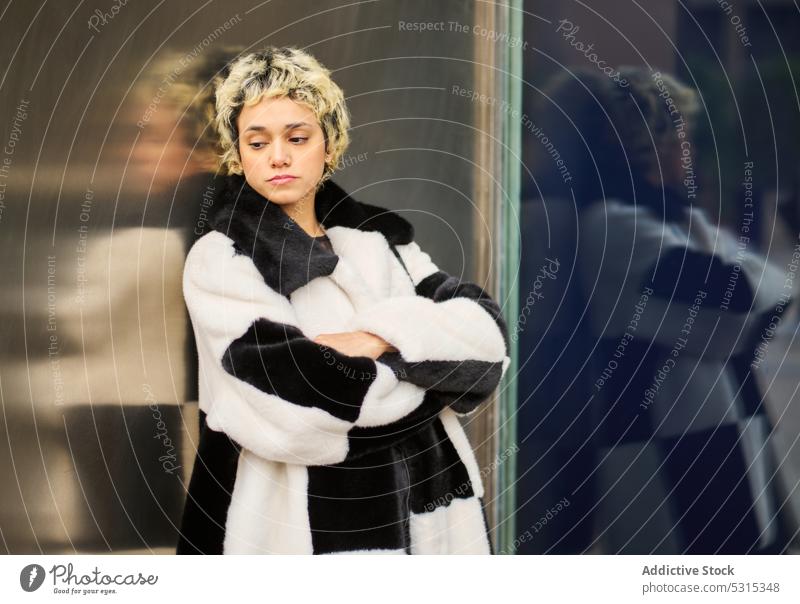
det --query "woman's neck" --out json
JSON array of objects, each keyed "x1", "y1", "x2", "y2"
[{"x1": 280, "y1": 189, "x2": 325, "y2": 237}]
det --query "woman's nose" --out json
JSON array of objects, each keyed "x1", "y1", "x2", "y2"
[{"x1": 270, "y1": 140, "x2": 289, "y2": 167}]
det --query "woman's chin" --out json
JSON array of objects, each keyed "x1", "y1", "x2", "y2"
[{"x1": 256, "y1": 184, "x2": 303, "y2": 204}]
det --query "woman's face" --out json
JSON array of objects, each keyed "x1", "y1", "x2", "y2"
[{"x1": 236, "y1": 95, "x2": 331, "y2": 206}]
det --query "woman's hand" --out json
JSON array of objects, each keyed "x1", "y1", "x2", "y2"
[{"x1": 312, "y1": 331, "x2": 398, "y2": 360}]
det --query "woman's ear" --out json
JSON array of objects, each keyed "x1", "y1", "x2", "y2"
[{"x1": 323, "y1": 136, "x2": 333, "y2": 163}]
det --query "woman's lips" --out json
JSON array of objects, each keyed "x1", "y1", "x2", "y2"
[{"x1": 268, "y1": 176, "x2": 297, "y2": 185}]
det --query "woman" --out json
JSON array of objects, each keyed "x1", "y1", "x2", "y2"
[{"x1": 176, "y1": 47, "x2": 510, "y2": 554}]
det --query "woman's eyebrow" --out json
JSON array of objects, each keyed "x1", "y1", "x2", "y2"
[{"x1": 243, "y1": 121, "x2": 312, "y2": 133}]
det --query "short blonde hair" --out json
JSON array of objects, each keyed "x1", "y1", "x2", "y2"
[{"x1": 214, "y1": 46, "x2": 350, "y2": 180}]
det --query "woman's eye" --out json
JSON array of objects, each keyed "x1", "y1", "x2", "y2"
[
  {"x1": 289, "y1": 137, "x2": 308, "y2": 144},
  {"x1": 249, "y1": 142, "x2": 266, "y2": 149}
]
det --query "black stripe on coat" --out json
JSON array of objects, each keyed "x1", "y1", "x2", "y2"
[
  {"x1": 222, "y1": 317, "x2": 377, "y2": 423},
  {"x1": 307, "y1": 417, "x2": 476, "y2": 554},
  {"x1": 345, "y1": 389, "x2": 448, "y2": 460},
  {"x1": 176, "y1": 409, "x2": 242, "y2": 554}
]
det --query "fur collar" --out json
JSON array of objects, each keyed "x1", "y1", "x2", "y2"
[{"x1": 208, "y1": 174, "x2": 414, "y2": 296}]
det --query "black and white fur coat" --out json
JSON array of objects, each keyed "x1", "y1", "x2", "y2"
[{"x1": 176, "y1": 174, "x2": 510, "y2": 554}]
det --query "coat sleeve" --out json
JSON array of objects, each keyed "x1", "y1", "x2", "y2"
[
  {"x1": 346, "y1": 240, "x2": 511, "y2": 415},
  {"x1": 183, "y1": 231, "x2": 430, "y2": 466}
]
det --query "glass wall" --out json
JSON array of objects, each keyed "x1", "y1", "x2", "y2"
[{"x1": 514, "y1": 0, "x2": 800, "y2": 554}]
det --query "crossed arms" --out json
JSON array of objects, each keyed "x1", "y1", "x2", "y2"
[{"x1": 184, "y1": 231, "x2": 510, "y2": 465}]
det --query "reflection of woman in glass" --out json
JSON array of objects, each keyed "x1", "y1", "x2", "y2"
[
  {"x1": 569, "y1": 67, "x2": 793, "y2": 553},
  {"x1": 176, "y1": 47, "x2": 510, "y2": 554}
]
